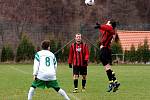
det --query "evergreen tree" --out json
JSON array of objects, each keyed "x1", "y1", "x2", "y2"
[
  {"x1": 129, "y1": 44, "x2": 136, "y2": 63},
  {"x1": 1, "y1": 46, "x2": 6, "y2": 62},
  {"x1": 141, "y1": 38, "x2": 150, "y2": 63},
  {"x1": 56, "y1": 40, "x2": 62, "y2": 62},
  {"x1": 95, "y1": 41, "x2": 100, "y2": 64},
  {"x1": 111, "y1": 41, "x2": 123, "y2": 61},
  {"x1": 62, "y1": 46, "x2": 69, "y2": 62},
  {"x1": 136, "y1": 43, "x2": 143, "y2": 63},
  {"x1": 16, "y1": 35, "x2": 35, "y2": 62},
  {"x1": 1, "y1": 45, "x2": 14, "y2": 62},
  {"x1": 124, "y1": 49, "x2": 130, "y2": 62},
  {"x1": 90, "y1": 45, "x2": 95, "y2": 63},
  {"x1": 50, "y1": 40, "x2": 56, "y2": 53},
  {"x1": 6, "y1": 46, "x2": 14, "y2": 61}
]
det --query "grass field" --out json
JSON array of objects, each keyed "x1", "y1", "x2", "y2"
[{"x1": 0, "y1": 63, "x2": 150, "y2": 100}]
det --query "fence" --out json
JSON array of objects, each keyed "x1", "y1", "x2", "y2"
[{"x1": 0, "y1": 20, "x2": 150, "y2": 59}]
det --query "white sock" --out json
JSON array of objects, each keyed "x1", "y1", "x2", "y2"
[
  {"x1": 28, "y1": 87, "x2": 35, "y2": 100},
  {"x1": 58, "y1": 88, "x2": 70, "y2": 100}
]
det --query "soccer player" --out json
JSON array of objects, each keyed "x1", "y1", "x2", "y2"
[
  {"x1": 27, "y1": 40, "x2": 70, "y2": 100},
  {"x1": 68, "y1": 33, "x2": 89, "y2": 93},
  {"x1": 94, "y1": 20, "x2": 120, "y2": 92}
]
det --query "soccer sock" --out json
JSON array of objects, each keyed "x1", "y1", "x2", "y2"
[
  {"x1": 74, "y1": 79, "x2": 78, "y2": 89},
  {"x1": 112, "y1": 71, "x2": 117, "y2": 82},
  {"x1": 58, "y1": 88, "x2": 70, "y2": 100},
  {"x1": 82, "y1": 79, "x2": 86, "y2": 88},
  {"x1": 28, "y1": 87, "x2": 35, "y2": 100},
  {"x1": 106, "y1": 69, "x2": 113, "y2": 82}
]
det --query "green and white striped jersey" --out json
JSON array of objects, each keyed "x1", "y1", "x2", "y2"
[{"x1": 33, "y1": 50, "x2": 57, "y2": 81}]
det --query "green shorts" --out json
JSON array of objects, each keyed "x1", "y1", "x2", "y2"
[{"x1": 31, "y1": 79, "x2": 60, "y2": 89}]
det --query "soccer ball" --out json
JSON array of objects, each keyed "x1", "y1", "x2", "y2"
[{"x1": 85, "y1": 0, "x2": 95, "y2": 6}]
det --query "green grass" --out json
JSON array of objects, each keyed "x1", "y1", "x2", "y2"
[{"x1": 0, "y1": 63, "x2": 150, "y2": 100}]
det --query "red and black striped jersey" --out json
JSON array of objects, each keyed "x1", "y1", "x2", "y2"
[
  {"x1": 99, "y1": 24, "x2": 115, "y2": 48},
  {"x1": 68, "y1": 42, "x2": 89, "y2": 67}
]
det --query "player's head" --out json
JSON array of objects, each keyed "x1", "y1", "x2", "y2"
[
  {"x1": 110, "y1": 20, "x2": 116, "y2": 29},
  {"x1": 41, "y1": 40, "x2": 50, "y2": 50},
  {"x1": 75, "y1": 33, "x2": 82, "y2": 44},
  {"x1": 106, "y1": 20, "x2": 116, "y2": 29}
]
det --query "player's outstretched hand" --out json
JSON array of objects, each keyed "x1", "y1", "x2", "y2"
[{"x1": 69, "y1": 64, "x2": 72, "y2": 68}]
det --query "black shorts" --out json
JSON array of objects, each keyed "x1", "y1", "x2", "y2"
[
  {"x1": 100, "y1": 47, "x2": 112, "y2": 66},
  {"x1": 73, "y1": 66, "x2": 87, "y2": 75}
]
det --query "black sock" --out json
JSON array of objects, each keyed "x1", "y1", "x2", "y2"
[
  {"x1": 112, "y1": 71, "x2": 117, "y2": 82},
  {"x1": 106, "y1": 69, "x2": 113, "y2": 82},
  {"x1": 82, "y1": 79, "x2": 86, "y2": 88},
  {"x1": 74, "y1": 79, "x2": 78, "y2": 89}
]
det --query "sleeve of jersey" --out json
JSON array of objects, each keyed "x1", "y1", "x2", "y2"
[
  {"x1": 84, "y1": 45, "x2": 89, "y2": 61},
  {"x1": 100, "y1": 25, "x2": 114, "y2": 34},
  {"x1": 68, "y1": 44, "x2": 73, "y2": 64},
  {"x1": 33, "y1": 53, "x2": 40, "y2": 75},
  {"x1": 53, "y1": 55, "x2": 57, "y2": 71}
]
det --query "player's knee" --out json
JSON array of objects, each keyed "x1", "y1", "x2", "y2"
[
  {"x1": 102, "y1": 61, "x2": 109, "y2": 66},
  {"x1": 82, "y1": 75, "x2": 86, "y2": 80},
  {"x1": 73, "y1": 75, "x2": 79, "y2": 79},
  {"x1": 31, "y1": 85, "x2": 36, "y2": 89},
  {"x1": 54, "y1": 87, "x2": 60, "y2": 92}
]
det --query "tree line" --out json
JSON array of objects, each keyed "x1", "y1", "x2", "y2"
[{"x1": 1, "y1": 35, "x2": 150, "y2": 64}]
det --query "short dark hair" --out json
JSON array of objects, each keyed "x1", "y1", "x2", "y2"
[
  {"x1": 75, "y1": 33, "x2": 81, "y2": 36},
  {"x1": 110, "y1": 20, "x2": 116, "y2": 29},
  {"x1": 41, "y1": 40, "x2": 50, "y2": 50}
]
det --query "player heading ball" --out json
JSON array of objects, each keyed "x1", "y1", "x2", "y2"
[{"x1": 95, "y1": 20, "x2": 120, "y2": 92}]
